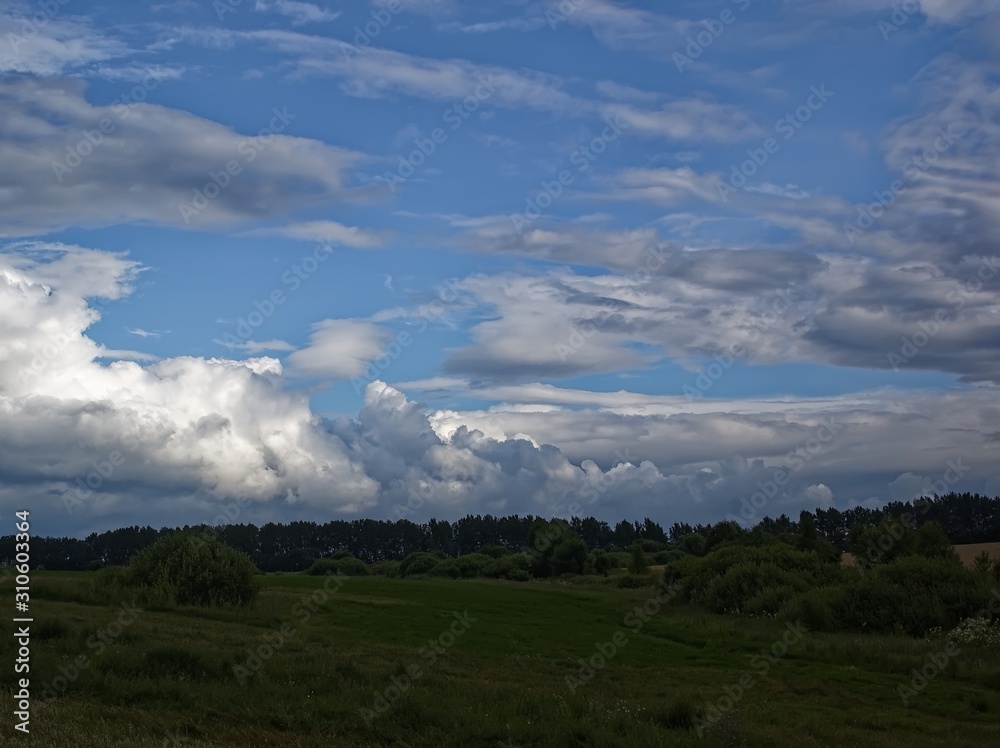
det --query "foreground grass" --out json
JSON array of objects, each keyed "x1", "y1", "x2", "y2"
[{"x1": 1, "y1": 572, "x2": 999, "y2": 747}]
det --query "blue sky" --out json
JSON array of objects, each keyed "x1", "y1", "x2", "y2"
[{"x1": 1, "y1": 0, "x2": 998, "y2": 537}]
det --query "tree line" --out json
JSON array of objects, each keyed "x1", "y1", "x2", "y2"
[{"x1": 2, "y1": 491, "x2": 997, "y2": 572}]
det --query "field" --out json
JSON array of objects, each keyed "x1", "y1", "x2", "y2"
[
  {"x1": 2, "y1": 572, "x2": 1000, "y2": 747},
  {"x1": 841, "y1": 542, "x2": 1000, "y2": 568}
]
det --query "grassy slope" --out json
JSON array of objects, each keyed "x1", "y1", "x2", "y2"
[{"x1": 1, "y1": 572, "x2": 999, "y2": 747}]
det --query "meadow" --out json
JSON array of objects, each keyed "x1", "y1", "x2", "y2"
[{"x1": 2, "y1": 570, "x2": 999, "y2": 747}]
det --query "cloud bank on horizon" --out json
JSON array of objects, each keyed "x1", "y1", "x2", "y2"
[{"x1": 0, "y1": 0, "x2": 998, "y2": 536}]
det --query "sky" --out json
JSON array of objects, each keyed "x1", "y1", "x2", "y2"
[{"x1": 1, "y1": 0, "x2": 998, "y2": 538}]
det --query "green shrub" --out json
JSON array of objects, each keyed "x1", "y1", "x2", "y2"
[
  {"x1": 628, "y1": 543, "x2": 650, "y2": 574},
  {"x1": 370, "y1": 560, "x2": 402, "y2": 578},
  {"x1": 653, "y1": 549, "x2": 685, "y2": 565},
  {"x1": 429, "y1": 559, "x2": 462, "y2": 578},
  {"x1": 592, "y1": 550, "x2": 612, "y2": 576},
  {"x1": 743, "y1": 584, "x2": 799, "y2": 619},
  {"x1": 304, "y1": 558, "x2": 338, "y2": 576},
  {"x1": 479, "y1": 545, "x2": 508, "y2": 558},
  {"x1": 676, "y1": 533, "x2": 706, "y2": 556},
  {"x1": 617, "y1": 573, "x2": 655, "y2": 589},
  {"x1": 126, "y1": 531, "x2": 260, "y2": 608},
  {"x1": 668, "y1": 543, "x2": 846, "y2": 612},
  {"x1": 778, "y1": 587, "x2": 847, "y2": 632},
  {"x1": 400, "y1": 552, "x2": 440, "y2": 577},
  {"x1": 840, "y1": 555, "x2": 988, "y2": 635},
  {"x1": 483, "y1": 554, "x2": 531, "y2": 580},
  {"x1": 305, "y1": 557, "x2": 369, "y2": 576}
]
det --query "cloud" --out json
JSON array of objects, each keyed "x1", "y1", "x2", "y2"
[
  {"x1": 254, "y1": 220, "x2": 385, "y2": 247},
  {"x1": 0, "y1": 77, "x2": 366, "y2": 236},
  {"x1": 254, "y1": 0, "x2": 340, "y2": 25},
  {"x1": 373, "y1": 0, "x2": 455, "y2": 18},
  {"x1": 744, "y1": 182, "x2": 810, "y2": 200},
  {"x1": 0, "y1": 245, "x2": 678, "y2": 531},
  {"x1": 604, "y1": 100, "x2": 762, "y2": 143},
  {"x1": 213, "y1": 338, "x2": 296, "y2": 353},
  {"x1": 918, "y1": 0, "x2": 995, "y2": 24},
  {"x1": 545, "y1": 0, "x2": 683, "y2": 52},
  {"x1": 605, "y1": 166, "x2": 723, "y2": 205},
  {"x1": 220, "y1": 29, "x2": 585, "y2": 113},
  {"x1": 3, "y1": 246, "x2": 998, "y2": 535},
  {"x1": 439, "y1": 257, "x2": 821, "y2": 381},
  {"x1": 0, "y1": 10, "x2": 128, "y2": 75},
  {"x1": 287, "y1": 319, "x2": 391, "y2": 380}
]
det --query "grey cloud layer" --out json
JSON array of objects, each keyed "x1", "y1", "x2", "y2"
[{"x1": 0, "y1": 77, "x2": 364, "y2": 236}]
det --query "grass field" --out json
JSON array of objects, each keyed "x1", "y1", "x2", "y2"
[{"x1": 3, "y1": 571, "x2": 1000, "y2": 747}]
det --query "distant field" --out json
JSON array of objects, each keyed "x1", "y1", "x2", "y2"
[
  {"x1": 842, "y1": 542, "x2": 1000, "y2": 568},
  {"x1": 2, "y1": 572, "x2": 999, "y2": 747}
]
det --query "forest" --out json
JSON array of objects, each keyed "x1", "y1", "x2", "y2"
[{"x1": 4, "y1": 491, "x2": 998, "y2": 572}]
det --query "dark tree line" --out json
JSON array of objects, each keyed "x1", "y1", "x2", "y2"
[{"x1": 2, "y1": 492, "x2": 997, "y2": 572}]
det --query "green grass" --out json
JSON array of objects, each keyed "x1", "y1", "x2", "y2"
[{"x1": 2, "y1": 571, "x2": 999, "y2": 746}]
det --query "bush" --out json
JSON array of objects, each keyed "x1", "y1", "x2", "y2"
[
  {"x1": 617, "y1": 573, "x2": 656, "y2": 588},
  {"x1": 628, "y1": 543, "x2": 650, "y2": 574},
  {"x1": 370, "y1": 560, "x2": 402, "y2": 578},
  {"x1": 666, "y1": 543, "x2": 847, "y2": 613},
  {"x1": 400, "y1": 552, "x2": 440, "y2": 577},
  {"x1": 125, "y1": 531, "x2": 260, "y2": 608},
  {"x1": 305, "y1": 557, "x2": 369, "y2": 576},
  {"x1": 479, "y1": 545, "x2": 508, "y2": 559},
  {"x1": 840, "y1": 555, "x2": 989, "y2": 635},
  {"x1": 743, "y1": 584, "x2": 799, "y2": 619},
  {"x1": 87, "y1": 560, "x2": 103, "y2": 572},
  {"x1": 653, "y1": 549, "x2": 685, "y2": 565},
  {"x1": 483, "y1": 554, "x2": 531, "y2": 581},
  {"x1": 778, "y1": 587, "x2": 847, "y2": 632},
  {"x1": 676, "y1": 533, "x2": 706, "y2": 556},
  {"x1": 429, "y1": 558, "x2": 462, "y2": 578}
]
